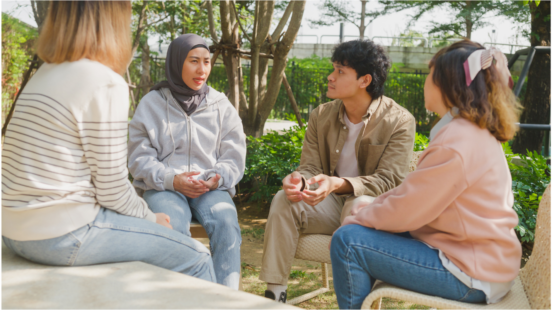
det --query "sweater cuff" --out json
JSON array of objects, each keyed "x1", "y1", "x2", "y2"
[
  {"x1": 144, "y1": 210, "x2": 157, "y2": 223},
  {"x1": 164, "y1": 171, "x2": 177, "y2": 191}
]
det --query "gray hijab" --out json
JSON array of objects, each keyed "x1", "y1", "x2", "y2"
[{"x1": 150, "y1": 34, "x2": 210, "y2": 115}]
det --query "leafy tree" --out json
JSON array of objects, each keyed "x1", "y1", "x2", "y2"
[
  {"x1": 309, "y1": 0, "x2": 380, "y2": 40},
  {"x1": 207, "y1": 0, "x2": 307, "y2": 137},
  {"x1": 378, "y1": 1, "x2": 530, "y2": 40},
  {"x1": 512, "y1": 0, "x2": 551, "y2": 154}
]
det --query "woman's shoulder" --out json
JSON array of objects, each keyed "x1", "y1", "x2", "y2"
[
  {"x1": 433, "y1": 117, "x2": 500, "y2": 159},
  {"x1": 60, "y1": 59, "x2": 127, "y2": 88}
]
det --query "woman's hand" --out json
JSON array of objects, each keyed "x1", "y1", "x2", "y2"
[
  {"x1": 155, "y1": 213, "x2": 173, "y2": 229},
  {"x1": 173, "y1": 171, "x2": 209, "y2": 198},
  {"x1": 198, "y1": 174, "x2": 221, "y2": 191}
]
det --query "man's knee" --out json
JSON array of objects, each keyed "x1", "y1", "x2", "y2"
[{"x1": 267, "y1": 190, "x2": 298, "y2": 220}]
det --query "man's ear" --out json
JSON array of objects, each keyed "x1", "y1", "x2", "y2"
[{"x1": 360, "y1": 74, "x2": 372, "y2": 89}]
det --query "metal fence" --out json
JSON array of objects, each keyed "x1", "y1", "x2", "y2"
[{"x1": 131, "y1": 57, "x2": 436, "y2": 134}]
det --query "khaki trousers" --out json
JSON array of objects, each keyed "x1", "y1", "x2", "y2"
[{"x1": 259, "y1": 190, "x2": 375, "y2": 285}]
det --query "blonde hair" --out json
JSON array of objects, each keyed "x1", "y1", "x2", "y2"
[
  {"x1": 36, "y1": 1, "x2": 132, "y2": 75},
  {"x1": 429, "y1": 40, "x2": 522, "y2": 142}
]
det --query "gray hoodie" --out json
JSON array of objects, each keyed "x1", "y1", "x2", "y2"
[{"x1": 128, "y1": 86, "x2": 246, "y2": 196}]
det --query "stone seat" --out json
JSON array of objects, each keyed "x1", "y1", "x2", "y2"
[{"x1": 2, "y1": 243, "x2": 296, "y2": 309}]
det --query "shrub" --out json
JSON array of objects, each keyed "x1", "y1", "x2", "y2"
[
  {"x1": 503, "y1": 143, "x2": 551, "y2": 244},
  {"x1": 1, "y1": 13, "x2": 38, "y2": 123},
  {"x1": 414, "y1": 132, "x2": 429, "y2": 151},
  {"x1": 241, "y1": 123, "x2": 306, "y2": 204}
]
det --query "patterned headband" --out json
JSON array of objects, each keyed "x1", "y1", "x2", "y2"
[{"x1": 463, "y1": 47, "x2": 513, "y2": 88}]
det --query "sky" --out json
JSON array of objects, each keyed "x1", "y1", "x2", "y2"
[{"x1": 1, "y1": 0, "x2": 531, "y2": 54}]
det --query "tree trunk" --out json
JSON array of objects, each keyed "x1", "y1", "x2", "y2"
[
  {"x1": 137, "y1": 41, "x2": 151, "y2": 103},
  {"x1": 359, "y1": 0, "x2": 367, "y2": 40},
  {"x1": 247, "y1": 1, "x2": 274, "y2": 130},
  {"x1": 512, "y1": 1, "x2": 551, "y2": 154},
  {"x1": 244, "y1": 0, "x2": 306, "y2": 137},
  {"x1": 131, "y1": 1, "x2": 149, "y2": 58},
  {"x1": 219, "y1": 0, "x2": 240, "y2": 111},
  {"x1": 464, "y1": 1, "x2": 472, "y2": 39},
  {"x1": 31, "y1": 0, "x2": 49, "y2": 33}
]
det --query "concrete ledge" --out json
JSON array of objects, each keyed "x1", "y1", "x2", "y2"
[{"x1": 2, "y1": 243, "x2": 296, "y2": 309}]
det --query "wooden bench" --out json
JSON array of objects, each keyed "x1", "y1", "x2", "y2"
[{"x1": 190, "y1": 220, "x2": 208, "y2": 238}]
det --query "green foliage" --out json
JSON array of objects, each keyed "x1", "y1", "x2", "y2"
[
  {"x1": 1, "y1": 13, "x2": 38, "y2": 123},
  {"x1": 241, "y1": 227, "x2": 265, "y2": 239},
  {"x1": 414, "y1": 132, "x2": 429, "y2": 152},
  {"x1": 289, "y1": 270, "x2": 307, "y2": 279},
  {"x1": 379, "y1": 1, "x2": 530, "y2": 40},
  {"x1": 288, "y1": 55, "x2": 332, "y2": 69},
  {"x1": 242, "y1": 124, "x2": 306, "y2": 204},
  {"x1": 503, "y1": 144, "x2": 551, "y2": 244},
  {"x1": 385, "y1": 72, "x2": 436, "y2": 135}
]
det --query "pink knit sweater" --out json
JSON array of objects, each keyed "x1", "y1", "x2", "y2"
[{"x1": 342, "y1": 117, "x2": 522, "y2": 282}]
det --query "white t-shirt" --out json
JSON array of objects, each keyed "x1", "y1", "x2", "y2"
[{"x1": 335, "y1": 112, "x2": 365, "y2": 178}]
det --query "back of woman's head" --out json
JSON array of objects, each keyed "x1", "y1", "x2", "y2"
[
  {"x1": 37, "y1": 1, "x2": 132, "y2": 75},
  {"x1": 429, "y1": 40, "x2": 522, "y2": 142}
]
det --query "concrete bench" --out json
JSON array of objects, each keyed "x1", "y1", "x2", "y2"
[{"x1": 2, "y1": 243, "x2": 296, "y2": 309}]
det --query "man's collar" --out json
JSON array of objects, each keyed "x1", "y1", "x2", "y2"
[{"x1": 338, "y1": 96, "x2": 381, "y2": 125}]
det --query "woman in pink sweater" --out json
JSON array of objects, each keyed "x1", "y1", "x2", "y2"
[{"x1": 330, "y1": 40, "x2": 522, "y2": 309}]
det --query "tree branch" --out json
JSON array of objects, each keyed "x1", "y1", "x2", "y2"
[
  {"x1": 271, "y1": 1, "x2": 294, "y2": 40},
  {"x1": 131, "y1": 0, "x2": 149, "y2": 57},
  {"x1": 232, "y1": 0, "x2": 252, "y2": 42},
  {"x1": 144, "y1": 13, "x2": 169, "y2": 28},
  {"x1": 206, "y1": 0, "x2": 219, "y2": 43}
]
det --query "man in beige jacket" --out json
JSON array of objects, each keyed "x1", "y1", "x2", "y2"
[{"x1": 260, "y1": 40, "x2": 416, "y2": 302}]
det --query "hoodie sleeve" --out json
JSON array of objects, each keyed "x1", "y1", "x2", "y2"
[
  {"x1": 201, "y1": 102, "x2": 246, "y2": 193},
  {"x1": 128, "y1": 94, "x2": 177, "y2": 192}
]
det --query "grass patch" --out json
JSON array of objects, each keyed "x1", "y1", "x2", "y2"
[
  {"x1": 241, "y1": 227, "x2": 265, "y2": 239},
  {"x1": 381, "y1": 297, "x2": 431, "y2": 309}
]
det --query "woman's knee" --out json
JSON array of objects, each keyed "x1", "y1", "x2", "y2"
[{"x1": 332, "y1": 225, "x2": 377, "y2": 253}]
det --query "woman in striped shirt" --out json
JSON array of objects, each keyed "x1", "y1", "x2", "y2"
[{"x1": 2, "y1": 1, "x2": 215, "y2": 282}]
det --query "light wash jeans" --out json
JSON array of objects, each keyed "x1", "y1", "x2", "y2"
[
  {"x1": 331, "y1": 224, "x2": 486, "y2": 309},
  {"x1": 2, "y1": 208, "x2": 216, "y2": 282},
  {"x1": 143, "y1": 190, "x2": 241, "y2": 289}
]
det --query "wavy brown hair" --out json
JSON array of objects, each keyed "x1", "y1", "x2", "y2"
[
  {"x1": 429, "y1": 40, "x2": 522, "y2": 142},
  {"x1": 36, "y1": 1, "x2": 132, "y2": 75}
]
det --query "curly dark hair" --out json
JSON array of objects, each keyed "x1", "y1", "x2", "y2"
[{"x1": 331, "y1": 40, "x2": 391, "y2": 99}]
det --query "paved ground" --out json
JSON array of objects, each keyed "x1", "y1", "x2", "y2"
[{"x1": 263, "y1": 120, "x2": 299, "y2": 135}]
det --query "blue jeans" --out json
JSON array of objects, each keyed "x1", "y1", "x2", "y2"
[
  {"x1": 331, "y1": 225, "x2": 486, "y2": 309},
  {"x1": 2, "y1": 208, "x2": 216, "y2": 282},
  {"x1": 143, "y1": 190, "x2": 241, "y2": 289}
]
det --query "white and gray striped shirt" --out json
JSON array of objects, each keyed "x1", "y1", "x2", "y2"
[{"x1": 2, "y1": 59, "x2": 155, "y2": 241}]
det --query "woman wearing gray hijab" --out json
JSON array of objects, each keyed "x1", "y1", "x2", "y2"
[{"x1": 128, "y1": 34, "x2": 246, "y2": 289}]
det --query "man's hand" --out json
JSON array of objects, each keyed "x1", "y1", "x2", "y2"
[
  {"x1": 282, "y1": 171, "x2": 304, "y2": 202},
  {"x1": 173, "y1": 171, "x2": 208, "y2": 198},
  {"x1": 301, "y1": 174, "x2": 337, "y2": 206},
  {"x1": 199, "y1": 174, "x2": 221, "y2": 191},
  {"x1": 155, "y1": 213, "x2": 173, "y2": 229}
]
